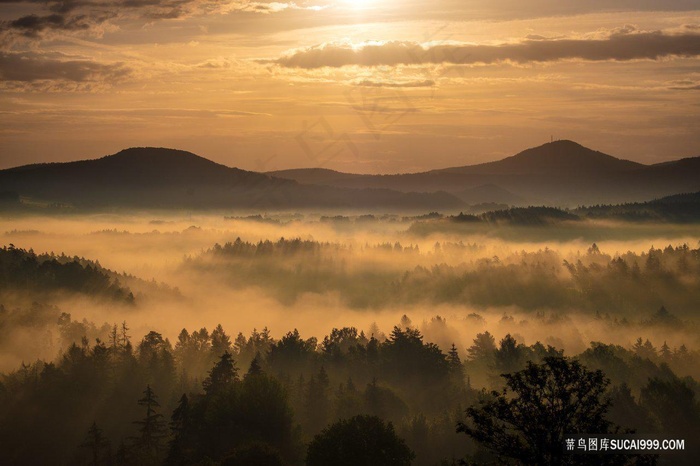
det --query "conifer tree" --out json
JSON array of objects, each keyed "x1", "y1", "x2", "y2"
[
  {"x1": 203, "y1": 351, "x2": 238, "y2": 394},
  {"x1": 132, "y1": 385, "x2": 167, "y2": 464},
  {"x1": 210, "y1": 324, "x2": 232, "y2": 358},
  {"x1": 247, "y1": 354, "x2": 263, "y2": 377},
  {"x1": 165, "y1": 394, "x2": 190, "y2": 465}
]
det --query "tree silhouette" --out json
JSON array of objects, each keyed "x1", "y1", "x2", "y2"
[
  {"x1": 267, "y1": 329, "x2": 316, "y2": 376},
  {"x1": 132, "y1": 385, "x2": 167, "y2": 465},
  {"x1": 165, "y1": 394, "x2": 191, "y2": 465},
  {"x1": 202, "y1": 350, "x2": 238, "y2": 395},
  {"x1": 466, "y1": 332, "x2": 496, "y2": 362},
  {"x1": 247, "y1": 354, "x2": 263, "y2": 377},
  {"x1": 211, "y1": 324, "x2": 232, "y2": 358},
  {"x1": 381, "y1": 326, "x2": 449, "y2": 386},
  {"x1": 448, "y1": 343, "x2": 464, "y2": 383},
  {"x1": 306, "y1": 415, "x2": 414, "y2": 466},
  {"x1": 493, "y1": 333, "x2": 526, "y2": 374},
  {"x1": 447, "y1": 343, "x2": 461, "y2": 368},
  {"x1": 1, "y1": 320, "x2": 697, "y2": 465},
  {"x1": 458, "y1": 357, "x2": 617, "y2": 465}
]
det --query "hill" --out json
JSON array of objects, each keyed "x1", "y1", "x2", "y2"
[
  {"x1": 0, "y1": 245, "x2": 135, "y2": 303},
  {"x1": 3, "y1": 143, "x2": 699, "y2": 209},
  {"x1": 0, "y1": 148, "x2": 465, "y2": 211},
  {"x1": 435, "y1": 140, "x2": 643, "y2": 176},
  {"x1": 269, "y1": 141, "x2": 700, "y2": 206}
]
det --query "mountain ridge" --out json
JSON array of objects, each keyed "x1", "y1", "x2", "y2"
[
  {"x1": 0, "y1": 147, "x2": 465, "y2": 211},
  {"x1": 433, "y1": 140, "x2": 644, "y2": 176},
  {"x1": 2, "y1": 141, "x2": 699, "y2": 209},
  {"x1": 268, "y1": 140, "x2": 700, "y2": 205}
]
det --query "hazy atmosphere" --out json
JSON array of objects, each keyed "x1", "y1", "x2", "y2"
[
  {"x1": 1, "y1": 1, "x2": 699, "y2": 466},
  {"x1": 3, "y1": 212, "x2": 698, "y2": 368},
  {"x1": 1, "y1": 0, "x2": 700, "y2": 171}
]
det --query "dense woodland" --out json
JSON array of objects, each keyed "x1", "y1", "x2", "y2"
[
  {"x1": 576, "y1": 192, "x2": 700, "y2": 223},
  {"x1": 1, "y1": 227, "x2": 699, "y2": 465},
  {"x1": 0, "y1": 315, "x2": 699, "y2": 465},
  {"x1": 187, "y1": 238, "x2": 700, "y2": 318},
  {"x1": 0, "y1": 246, "x2": 134, "y2": 303}
]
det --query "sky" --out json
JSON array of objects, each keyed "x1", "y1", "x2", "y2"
[{"x1": 0, "y1": 0, "x2": 699, "y2": 174}]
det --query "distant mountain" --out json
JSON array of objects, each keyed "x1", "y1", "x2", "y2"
[
  {"x1": 270, "y1": 140, "x2": 700, "y2": 206},
  {"x1": 3, "y1": 142, "x2": 699, "y2": 210},
  {"x1": 0, "y1": 147, "x2": 280, "y2": 207},
  {"x1": 435, "y1": 140, "x2": 643, "y2": 176},
  {"x1": 266, "y1": 167, "x2": 365, "y2": 186},
  {"x1": 0, "y1": 147, "x2": 465, "y2": 211}
]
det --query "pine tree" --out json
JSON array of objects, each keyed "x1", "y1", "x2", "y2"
[
  {"x1": 659, "y1": 341, "x2": 672, "y2": 361},
  {"x1": 109, "y1": 324, "x2": 119, "y2": 352},
  {"x1": 132, "y1": 385, "x2": 167, "y2": 465},
  {"x1": 247, "y1": 353, "x2": 263, "y2": 377},
  {"x1": 233, "y1": 332, "x2": 247, "y2": 357},
  {"x1": 169, "y1": 394, "x2": 189, "y2": 437},
  {"x1": 202, "y1": 351, "x2": 238, "y2": 394},
  {"x1": 447, "y1": 343, "x2": 466, "y2": 390},
  {"x1": 210, "y1": 324, "x2": 232, "y2": 358},
  {"x1": 466, "y1": 331, "x2": 496, "y2": 362},
  {"x1": 120, "y1": 321, "x2": 131, "y2": 349},
  {"x1": 632, "y1": 337, "x2": 644, "y2": 354},
  {"x1": 165, "y1": 394, "x2": 190, "y2": 465}
]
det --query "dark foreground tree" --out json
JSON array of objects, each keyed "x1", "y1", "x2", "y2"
[
  {"x1": 306, "y1": 415, "x2": 414, "y2": 466},
  {"x1": 132, "y1": 385, "x2": 167, "y2": 465},
  {"x1": 202, "y1": 350, "x2": 238, "y2": 394},
  {"x1": 165, "y1": 394, "x2": 191, "y2": 465},
  {"x1": 458, "y1": 357, "x2": 649, "y2": 465}
]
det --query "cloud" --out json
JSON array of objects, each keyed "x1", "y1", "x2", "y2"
[
  {"x1": 271, "y1": 32, "x2": 700, "y2": 69},
  {"x1": 355, "y1": 79, "x2": 435, "y2": 88},
  {"x1": 0, "y1": 0, "x2": 307, "y2": 44},
  {"x1": 7, "y1": 13, "x2": 106, "y2": 38},
  {"x1": 668, "y1": 79, "x2": 700, "y2": 90},
  {"x1": 0, "y1": 51, "x2": 130, "y2": 84}
]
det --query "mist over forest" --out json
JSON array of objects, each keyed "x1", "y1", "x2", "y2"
[
  {"x1": 0, "y1": 206, "x2": 698, "y2": 465},
  {"x1": 2, "y1": 0, "x2": 699, "y2": 458}
]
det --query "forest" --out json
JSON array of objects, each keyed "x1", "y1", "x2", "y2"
[
  {"x1": 0, "y1": 211, "x2": 698, "y2": 465},
  {"x1": 1, "y1": 319, "x2": 698, "y2": 465}
]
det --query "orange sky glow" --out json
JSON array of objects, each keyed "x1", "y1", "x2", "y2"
[{"x1": 1, "y1": 0, "x2": 699, "y2": 173}]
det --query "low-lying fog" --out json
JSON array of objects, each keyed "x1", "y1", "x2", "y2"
[{"x1": 2, "y1": 211, "x2": 699, "y2": 377}]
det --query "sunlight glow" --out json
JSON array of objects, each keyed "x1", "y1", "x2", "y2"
[{"x1": 340, "y1": 0, "x2": 374, "y2": 8}]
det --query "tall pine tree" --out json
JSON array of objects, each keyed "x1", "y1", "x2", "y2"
[{"x1": 132, "y1": 385, "x2": 167, "y2": 465}]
